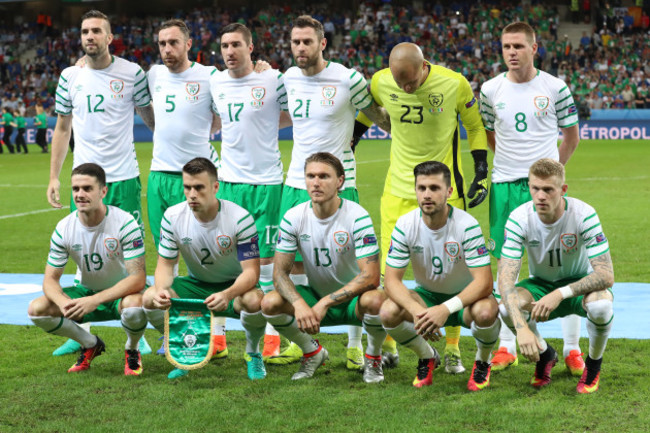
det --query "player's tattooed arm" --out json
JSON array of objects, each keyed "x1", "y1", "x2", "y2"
[
  {"x1": 136, "y1": 104, "x2": 155, "y2": 131},
  {"x1": 273, "y1": 251, "x2": 301, "y2": 304},
  {"x1": 125, "y1": 255, "x2": 146, "y2": 278},
  {"x1": 326, "y1": 253, "x2": 380, "y2": 306},
  {"x1": 565, "y1": 252, "x2": 615, "y2": 297},
  {"x1": 361, "y1": 101, "x2": 391, "y2": 133},
  {"x1": 498, "y1": 257, "x2": 529, "y2": 331}
]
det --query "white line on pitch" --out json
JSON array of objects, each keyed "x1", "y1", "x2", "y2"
[{"x1": 0, "y1": 206, "x2": 70, "y2": 220}]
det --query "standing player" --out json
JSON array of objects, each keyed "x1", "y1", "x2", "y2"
[
  {"x1": 12, "y1": 110, "x2": 27, "y2": 153},
  {"x1": 498, "y1": 159, "x2": 613, "y2": 393},
  {"x1": 355, "y1": 42, "x2": 489, "y2": 373},
  {"x1": 279, "y1": 15, "x2": 390, "y2": 369},
  {"x1": 34, "y1": 102, "x2": 49, "y2": 153},
  {"x1": 46, "y1": 10, "x2": 153, "y2": 356},
  {"x1": 480, "y1": 22, "x2": 583, "y2": 374},
  {"x1": 1, "y1": 106, "x2": 15, "y2": 153},
  {"x1": 381, "y1": 161, "x2": 499, "y2": 390},
  {"x1": 142, "y1": 157, "x2": 267, "y2": 380},
  {"x1": 261, "y1": 153, "x2": 387, "y2": 383},
  {"x1": 28, "y1": 163, "x2": 147, "y2": 375},
  {"x1": 209, "y1": 23, "x2": 292, "y2": 360},
  {"x1": 147, "y1": 19, "x2": 228, "y2": 358}
]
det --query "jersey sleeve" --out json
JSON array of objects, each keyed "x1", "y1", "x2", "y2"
[
  {"x1": 158, "y1": 212, "x2": 179, "y2": 260},
  {"x1": 133, "y1": 67, "x2": 151, "y2": 107},
  {"x1": 352, "y1": 213, "x2": 379, "y2": 260},
  {"x1": 479, "y1": 86, "x2": 495, "y2": 132},
  {"x1": 47, "y1": 224, "x2": 69, "y2": 268},
  {"x1": 463, "y1": 222, "x2": 490, "y2": 267},
  {"x1": 385, "y1": 219, "x2": 410, "y2": 269},
  {"x1": 556, "y1": 84, "x2": 579, "y2": 128},
  {"x1": 276, "y1": 72, "x2": 288, "y2": 111},
  {"x1": 501, "y1": 213, "x2": 526, "y2": 260},
  {"x1": 276, "y1": 212, "x2": 298, "y2": 254},
  {"x1": 119, "y1": 215, "x2": 145, "y2": 260},
  {"x1": 234, "y1": 210, "x2": 260, "y2": 261},
  {"x1": 349, "y1": 69, "x2": 373, "y2": 110},
  {"x1": 210, "y1": 70, "x2": 221, "y2": 117},
  {"x1": 354, "y1": 71, "x2": 382, "y2": 127},
  {"x1": 55, "y1": 69, "x2": 73, "y2": 115},
  {"x1": 580, "y1": 210, "x2": 609, "y2": 259},
  {"x1": 457, "y1": 74, "x2": 488, "y2": 151}
]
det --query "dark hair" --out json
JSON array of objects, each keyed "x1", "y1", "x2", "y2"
[
  {"x1": 81, "y1": 10, "x2": 111, "y2": 33},
  {"x1": 304, "y1": 152, "x2": 345, "y2": 179},
  {"x1": 221, "y1": 23, "x2": 252, "y2": 45},
  {"x1": 293, "y1": 15, "x2": 325, "y2": 41},
  {"x1": 159, "y1": 19, "x2": 190, "y2": 40},
  {"x1": 183, "y1": 157, "x2": 217, "y2": 180},
  {"x1": 413, "y1": 161, "x2": 451, "y2": 187},
  {"x1": 72, "y1": 163, "x2": 106, "y2": 187}
]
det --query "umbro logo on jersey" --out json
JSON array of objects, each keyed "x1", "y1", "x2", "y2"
[
  {"x1": 529, "y1": 240, "x2": 540, "y2": 247},
  {"x1": 389, "y1": 94, "x2": 399, "y2": 101},
  {"x1": 218, "y1": 93, "x2": 225, "y2": 100},
  {"x1": 155, "y1": 85, "x2": 162, "y2": 92},
  {"x1": 182, "y1": 237, "x2": 192, "y2": 244},
  {"x1": 412, "y1": 246, "x2": 424, "y2": 254},
  {"x1": 496, "y1": 102, "x2": 506, "y2": 110},
  {"x1": 75, "y1": 85, "x2": 83, "y2": 91},
  {"x1": 299, "y1": 234, "x2": 311, "y2": 242},
  {"x1": 72, "y1": 244, "x2": 82, "y2": 251}
]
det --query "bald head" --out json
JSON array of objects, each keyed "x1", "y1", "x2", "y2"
[{"x1": 389, "y1": 43, "x2": 427, "y2": 94}]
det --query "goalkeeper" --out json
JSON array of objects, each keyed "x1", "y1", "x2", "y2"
[{"x1": 355, "y1": 43, "x2": 488, "y2": 374}]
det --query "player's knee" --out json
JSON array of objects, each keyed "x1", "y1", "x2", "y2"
[
  {"x1": 121, "y1": 293, "x2": 143, "y2": 309},
  {"x1": 142, "y1": 287, "x2": 157, "y2": 309},
  {"x1": 240, "y1": 289, "x2": 263, "y2": 313},
  {"x1": 470, "y1": 298, "x2": 499, "y2": 327},
  {"x1": 584, "y1": 298, "x2": 613, "y2": 324},
  {"x1": 379, "y1": 299, "x2": 403, "y2": 327},
  {"x1": 261, "y1": 291, "x2": 284, "y2": 315},
  {"x1": 359, "y1": 290, "x2": 386, "y2": 315},
  {"x1": 27, "y1": 296, "x2": 53, "y2": 317}
]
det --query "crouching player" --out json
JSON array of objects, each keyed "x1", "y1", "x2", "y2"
[
  {"x1": 498, "y1": 158, "x2": 614, "y2": 393},
  {"x1": 142, "y1": 157, "x2": 267, "y2": 380},
  {"x1": 261, "y1": 153, "x2": 387, "y2": 383},
  {"x1": 28, "y1": 163, "x2": 147, "y2": 375},
  {"x1": 380, "y1": 161, "x2": 500, "y2": 390}
]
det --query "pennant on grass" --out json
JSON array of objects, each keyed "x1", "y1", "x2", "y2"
[{"x1": 164, "y1": 298, "x2": 214, "y2": 370}]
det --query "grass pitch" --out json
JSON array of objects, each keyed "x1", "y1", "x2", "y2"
[{"x1": 0, "y1": 139, "x2": 649, "y2": 432}]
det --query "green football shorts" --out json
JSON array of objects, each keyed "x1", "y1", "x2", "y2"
[
  {"x1": 488, "y1": 178, "x2": 531, "y2": 259},
  {"x1": 294, "y1": 284, "x2": 361, "y2": 326},
  {"x1": 147, "y1": 171, "x2": 185, "y2": 248},
  {"x1": 170, "y1": 276, "x2": 240, "y2": 318},
  {"x1": 412, "y1": 286, "x2": 467, "y2": 328}
]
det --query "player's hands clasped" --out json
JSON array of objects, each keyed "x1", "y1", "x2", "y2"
[
  {"x1": 530, "y1": 291, "x2": 563, "y2": 322},
  {"x1": 414, "y1": 305, "x2": 449, "y2": 341},
  {"x1": 62, "y1": 296, "x2": 100, "y2": 321}
]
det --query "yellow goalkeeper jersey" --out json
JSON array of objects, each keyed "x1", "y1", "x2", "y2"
[{"x1": 362, "y1": 62, "x2": 487, "y2": 200}]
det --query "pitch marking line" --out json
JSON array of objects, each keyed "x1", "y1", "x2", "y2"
[{"x1": 0, "y1": 206, "x2": 70, "y2": 220}]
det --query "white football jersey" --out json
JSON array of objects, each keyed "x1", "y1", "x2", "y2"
[
  {"x1": 159, "y1": 199, "x2": 259, "y2": 283},
  {"x1": 148, "y1": 62, "x2": 219, "y2": 172},
  {"x1": 283, "y1": 62, "x2": 372, "y2": 190},
  {"x1": 386, "y1": 207, "x2": 490, "y2": 295},
  {"x1": 55, "y1": 56, "x2": 151, "y2": 182},
  {"x1": 480, "y1": 70, "x2": 579, "y2": 183},
  {"x1": 210, "y1": 68, "x2": 287, "y2": 184},
  {"x1": 502, "y1": 197, "x2": 610, "y2": 282},
  {"x1": 276, "y1": 199, "x2": 379, "y2": 298},
  {"x1": 47, "y1": 206, "x2": 145, "y2": 291}
]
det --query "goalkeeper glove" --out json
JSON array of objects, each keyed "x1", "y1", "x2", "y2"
[
  {"x1": 351, "y1": 120, "x2": 370, "y2": 153},
  {"x1": 467, "y1": 150, "x2": 488, "y2": 208}
]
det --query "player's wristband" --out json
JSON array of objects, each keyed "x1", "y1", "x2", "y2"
[
  {"x1": 558, "y1": 285, "x2": 573, "y2": 299},
  {"x1": 442, "y1": 296, "x2": 463, "y2": 314}
]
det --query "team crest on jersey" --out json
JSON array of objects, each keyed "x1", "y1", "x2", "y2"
[
  {"x1": 217, "y1": 235, "x2": 232, "y2": 250},
  {"x1": 251, "y1": 87, "x2": 265, "y2": 108},
  {"x1": 561, "y1": 233, "x2": 578, "y2": 254},
  {"x1": 110, "y1": 80, "x2": 125, "y2": 99},
  {"x1": 533, "y1": 95, "x2": 550, "y2": 117},
  {"x1": 444, "y1": 241, "x2": 461, "y2": 263},
  {"x1": 104, "y1": 238, "x2": 120, "y2": 258},
  {"x1": 321, "y1": 86, "x2": 336, "y2": 106},
  {"x1": 185, "y1": 82, "x2": 200, "y2": 102},
  {"x1": 428, "y1": 93, "x2": 444, "y2": 108},
  {"x1": 334, "y1": 231, "x2": 349, "y2": 247}
]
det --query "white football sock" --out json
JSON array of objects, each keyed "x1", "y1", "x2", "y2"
[
  {"x1": 262, "y1": 313, "x2": 319, "y2": 353},
  {"x1": 30, "y1": 315, "x2": 97, "y2": 348},
  {"x1": 347, "y1": 325, "x2": 363, "y2": 349},
  {"x1": 562, "y1": 314, "x2": 582, "y2": 357},
  {"x1": 143, "y1": 307, "x2": 165, "y2": 334},
  {"x1": 240, "y1": 310, "x2": 266, "y2": 353},
  {"x1": 121, "y1": 307, "x2": 147, "y2": 350},
  {"x1": 362, "y1": 315, "x2": 385, "y2": 357},
  {"x1": 260, "y1": 263, "x2": 274, "y2": 294},
  {"x1": 384, "y1": 321, "x2": 435, "y2": 360},
  {"x1": 471, "y1": 319, "x2": 501, "y2": 362},
  {"x1": 585, "y1": 299, "x2": 613, "y2": 360},
  {"x1": 213, "y1": 315, "x2": 226, "y2": 336}
]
